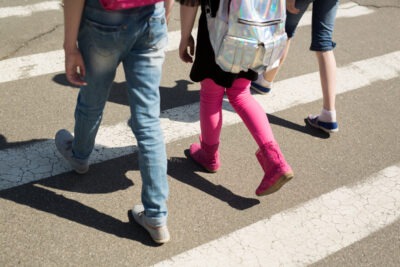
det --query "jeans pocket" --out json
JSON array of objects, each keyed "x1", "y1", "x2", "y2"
[
  {"x1": 82, "y1": 18, "x2": 123, "y2": 57},
  {"x1": 146, "y1": 8, "x2": 168, "y2": 50}
]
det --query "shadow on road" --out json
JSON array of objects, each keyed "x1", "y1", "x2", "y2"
[
  {"x1": 168, "y1": 156, "x2": 260, "y2": 211},
  {"x1": 53, "y1": 74, "x2": 198, "y2": 112},
  {"x1": 0, "y1": 134, "x2": 47, "y2": 150},
  {"x1": 0, "y1": 153, "x2": 163, "y2": 247},
  {"x1": 267, "y1": 113, "x2": 330, "y2": 139}
]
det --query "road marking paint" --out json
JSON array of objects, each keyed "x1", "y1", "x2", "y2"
[
  {"x1": 0, "y1": 2, "x2": 372, "y2": 84},
  {"x1": 0, "y1": 50, "x2": 65, "y2": 83},
  {"x1": 0, "y1": 29, "x2": 194, "y2": 84},
  {"x1": 0, "y1": 1, "x2": 61, "y2": 18},
  {"x1": 1, "y1": 51, "x2": 399, "y2": 190},
  {"x1": 154, "y1": 164, "x2": 400, "y2": 267}
]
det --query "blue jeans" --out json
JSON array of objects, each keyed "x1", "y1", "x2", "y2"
[
  {"x1": 73, "y1": 1, "x2": 168, "y2": 226},
  {"x1": 285, "y1": 0, "x2": 339, "y2": 51}
]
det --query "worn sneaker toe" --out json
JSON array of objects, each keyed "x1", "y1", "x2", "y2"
[
  {"x1": 55, "y1": 129, "x2": 89, "y2": 174},
  {"x1": 129, "y1": 205, "x2": 170, "y2": 244}
]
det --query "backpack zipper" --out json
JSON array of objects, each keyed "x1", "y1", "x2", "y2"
[{"x1": 238, "y1": 18, "x2": 282, "y2": 27}]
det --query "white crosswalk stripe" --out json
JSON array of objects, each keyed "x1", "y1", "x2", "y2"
[{"x1": 0, "y1": 1, "x2": 61, "y2": 18}]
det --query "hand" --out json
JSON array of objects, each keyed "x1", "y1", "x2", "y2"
[
  {"x1": 286, "y1": 0, "x2": 300, "y2": 14},
  {"x1": 179, "y1": 35, "x2": 195, "y2": 63},
  {"x1": 64, "y1": 47, "x2": 87, "y2": 86}
]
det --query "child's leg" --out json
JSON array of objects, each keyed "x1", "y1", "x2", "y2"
[
  {"x1": 199, "y1": 78, "x2": 225, "y2": 145},
  {"x1": 226, "y1": 78, "x2": 293, "y2": 196},
  {"x1": 252, "y1": 0, "x2": 311, "y2": 94},
  {"x1": 307, "y1": 0, "x2": 339, "y2": 133},
  {"x1": 188, "y1": 78, "x2": 224, "y2": 172},
  {"x1": 317, "y1": 50, "x2": 337, "y2": 113},
  {"x1": 226, "y1": 78, "x2": 275, "y2": 147},
  {"x1": 312, "y1": 0, "x2": 338, "y2": 116}
]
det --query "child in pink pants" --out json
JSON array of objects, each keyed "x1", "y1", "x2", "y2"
[{"x1": 178, "y1": 0, "x2": 293, "y2": 196}]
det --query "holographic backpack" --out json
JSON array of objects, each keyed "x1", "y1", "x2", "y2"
[{"x1": 206, "y1": 0, "x2": 287, "y2": 74}]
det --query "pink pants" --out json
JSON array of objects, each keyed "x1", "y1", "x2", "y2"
[{"x1": 199, "y1": 78, "x2": 276, "y2": 147}]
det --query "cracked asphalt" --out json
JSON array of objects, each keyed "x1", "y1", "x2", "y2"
[{"x1": 1, "y1": 1, "x2": 399, "y2": 266}]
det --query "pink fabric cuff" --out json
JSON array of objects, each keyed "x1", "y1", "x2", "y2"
[{"x1": 99, "y1": 0, "x2": 163, "y2": 10}]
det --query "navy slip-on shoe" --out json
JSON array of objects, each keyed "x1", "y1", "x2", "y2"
[{"x1": 307, "y1": 115, "x2": 339, "y2": 133}]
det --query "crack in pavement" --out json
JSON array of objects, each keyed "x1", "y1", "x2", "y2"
[{"x1": 1, "y1": 23, "x2": 63, "y2": 61}]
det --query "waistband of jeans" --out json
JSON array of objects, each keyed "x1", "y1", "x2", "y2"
[{"x1": 85, "y1": 0, "x2": 163, "y2": 14}]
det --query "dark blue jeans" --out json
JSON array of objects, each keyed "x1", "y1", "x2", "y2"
[{"x1": 286, "y1": 0, "x2": 339, "y2": 51}]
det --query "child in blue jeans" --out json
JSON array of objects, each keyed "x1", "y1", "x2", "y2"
[
  {"x1": 251, "y1": 0, "x2": 339, "y2": 133},
  {"x1": 56, "y1": 0, "x2": 173, "y2": 244}
]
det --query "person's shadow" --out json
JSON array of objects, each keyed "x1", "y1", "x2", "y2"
[
  {"x1": 0, "y1": 134, "x2": 47, "y2": 150},
  {"x1": 0, "y1": 152, "x2": 161, "y2": 246},
  {"x1": 53, "y1": 74, "x2": 199, "y2": 112},
  {"x1": 168, "y1": 155, "x2": 260, "y2": 210},
  {"x1": 267, "y1": 113, "x2": 330, "y2": 138}
]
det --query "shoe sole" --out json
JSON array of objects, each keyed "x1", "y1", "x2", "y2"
[
  {"x1": 184, "y1": 149, "x2": 218, "y2": 173},
  {"x1": 319, "y1": 126, "x2": 339, "y2": 133},
  {"x1": 256, "y1": 172, "x2": 294, "y2": 196}
]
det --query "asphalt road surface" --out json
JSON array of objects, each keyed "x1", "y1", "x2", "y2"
[{"x1": 1, "y1": 1, "x2": 399, "y2": 266}]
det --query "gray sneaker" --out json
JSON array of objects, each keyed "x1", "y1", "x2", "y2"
[
  {"x1": 55, "y1": 129, "x2": 89, "y2": 174},
  {"x1": 129, "y1": 205, "x2": 170, "y2": 244}
]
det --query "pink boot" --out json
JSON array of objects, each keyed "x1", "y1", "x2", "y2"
[
  {"x1": 189, "y1": 136, "x2": 220, "y2": 173},
  {"x1": 255, "y1": 142, "x2": 294, "y2": 196}
]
